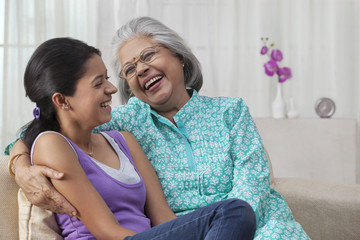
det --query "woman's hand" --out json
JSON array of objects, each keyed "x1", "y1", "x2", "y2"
[
  {"x1": 11, "y1": 140, "x2": 78, "y2": 217},
  {"x1": 16, "y1": 160, "x2": 78, "y2": 217}
]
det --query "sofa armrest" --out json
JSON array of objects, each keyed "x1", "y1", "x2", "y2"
[
  {"x1": 0, "y1": 155, "x2": 19, "y2": 239},
  {"x1": 272, "y1": 177, "x2": 360, "y2": 240}
]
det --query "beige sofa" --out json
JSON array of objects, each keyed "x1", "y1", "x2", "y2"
[{"x1": 1, "y1": 154, "x2": 360, "y2": 240}]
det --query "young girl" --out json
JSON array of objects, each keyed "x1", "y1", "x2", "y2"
[{"x1": 19, "y1": 37, "x2": 256, "y2": 239}]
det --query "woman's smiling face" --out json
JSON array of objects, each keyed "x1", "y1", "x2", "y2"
[{"x1": 118, "y1": 36, "x2": 189, "y2": 112}]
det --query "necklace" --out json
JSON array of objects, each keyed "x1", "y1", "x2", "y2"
[{"x1": 88, "y1": 141, "x2": 94, "y2": 157}]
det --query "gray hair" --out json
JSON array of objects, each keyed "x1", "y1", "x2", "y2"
[{"x1": 111, "y1": 16, "x2": 203, "y2": 104}]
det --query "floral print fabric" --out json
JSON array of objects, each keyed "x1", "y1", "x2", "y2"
[{"x1": 96, "y1": 90, "x2": 309, "y2": 239}]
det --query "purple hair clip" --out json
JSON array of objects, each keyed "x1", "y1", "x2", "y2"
[{"x1": 33, "y1": 107, "x2": 41, "y2": 119}]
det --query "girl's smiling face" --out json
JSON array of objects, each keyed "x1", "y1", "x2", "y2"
[{"x1": 67, "y1": 54, "x2": 118, "y2": 129}]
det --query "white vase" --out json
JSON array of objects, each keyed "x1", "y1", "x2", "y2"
[
  {"x1": 287, "y1": 97, "x2": 299, "y2": 118},
  {"x1": 272, "y1": 82, "x2": 286, "y2": 119}
]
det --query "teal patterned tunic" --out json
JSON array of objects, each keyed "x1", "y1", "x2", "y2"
[{"x1": 95, "y1": 90, "x2": 309, "y2": 239}]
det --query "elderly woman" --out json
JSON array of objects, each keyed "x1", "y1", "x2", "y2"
[{"x1": 8, "y1": 17, "x2": 309, "y2": 239}]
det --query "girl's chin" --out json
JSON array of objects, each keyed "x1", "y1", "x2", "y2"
[
  {"x1": 96, "y1": 119, "x2": 111, "y2": 127},
  {"x1": 101, "y1": 113, "x2": 112, "y2": 123}
]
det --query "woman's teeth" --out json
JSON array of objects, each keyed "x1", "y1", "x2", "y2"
[
  {"x1": 101, "y1": 101, "x2": 111, "y2": 107},
  {"x1": 145, "y1": 76, "x2": 162, "y2": 90}
]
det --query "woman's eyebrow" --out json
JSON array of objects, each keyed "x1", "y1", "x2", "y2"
[{"x1": 91, "y1": 74, "x2": 104, "y2": 83}]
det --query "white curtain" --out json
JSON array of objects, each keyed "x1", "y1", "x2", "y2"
[
  {"x1": 0, "y1": 0, "x2": 98, "y2": 151},
  {"x1": 1, "y1": 0, "x2": 359, "y2": 154},
  {"x1": 97, "y1": 0, "x2": 359, "y2": 116}
]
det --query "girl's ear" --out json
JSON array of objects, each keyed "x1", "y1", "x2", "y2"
[{"x1": 52, "y1": 93, "x2": 70, "y2": 110}]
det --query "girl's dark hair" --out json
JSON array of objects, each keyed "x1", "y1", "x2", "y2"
[{"x1": 22, "y1": 37, "x2": 100, "y2": 149}]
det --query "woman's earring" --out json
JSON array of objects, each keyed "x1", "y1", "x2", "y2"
[
  {"x1": 182, "y1": 63, "x2": 185, "y2": 68},
  {"x1": 64, "y1": 105, "x2": 70, "y2": 110}
]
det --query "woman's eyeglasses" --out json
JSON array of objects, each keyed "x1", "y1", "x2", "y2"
[{"x1": 119, "y1": 46, "x2": 161, "y2": 80}]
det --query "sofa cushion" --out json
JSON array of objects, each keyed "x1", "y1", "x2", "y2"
[
  {"x1": 273, "y1": 177, "x2": 360, "y2": 240},
  {"x1": 18, "y1": 189, "x2": 63, "y2": 239},
  {"x1": 0, "y1": 155, "x2": 19, "y2": 239}
]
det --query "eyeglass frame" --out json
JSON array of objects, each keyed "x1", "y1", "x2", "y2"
[{"x1": 119, "y1": 45, "x2": 163, "y2": 80}]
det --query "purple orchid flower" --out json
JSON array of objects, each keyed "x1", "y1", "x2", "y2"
[
  {"x1": 264, "y1": 60, "x2": 278, "y2": 77},
  {"x1": 260, "y1": 38, "x2": 292, "y2": 83},
  {"x1": 271, "y1": 49, "x2": 283, "y2": 62},
  {"x1": 277, "y1": 67, "x2": 292, "y2": 82},
  {"x1": 260, "y1": 46, "x2": 268, "y2": 55}
]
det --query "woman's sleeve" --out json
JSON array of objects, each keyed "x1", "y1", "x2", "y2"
[
  {"x1": 225, "y1": 99, "x2": 271, "y2": 222},
  {"x1": 4, "y1": 132, "x2": 23, "y2": 155}
]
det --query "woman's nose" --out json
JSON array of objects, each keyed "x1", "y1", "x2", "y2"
[
  {"x1": 105, "y1": 81, "x2": 118, "y2": 94},
  {"x1": 136, "y1": 62, "x2": 150, "y2": 77}
]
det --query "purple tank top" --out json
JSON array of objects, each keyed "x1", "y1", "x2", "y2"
[{"x1": 56, "y1": 130, "x2": 151, "y2": 239}]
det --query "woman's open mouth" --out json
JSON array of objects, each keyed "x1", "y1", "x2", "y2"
[
  {"x1": 144, "y1": 75, "x2": 163, "y2": 90},
  {"x1": 101, "y1": 100, "x2": 112, "y2": 109}
]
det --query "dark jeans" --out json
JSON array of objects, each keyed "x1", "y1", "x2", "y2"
[{"x1": 125, "y1": 198, "x2": 256, "y2": 240}]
